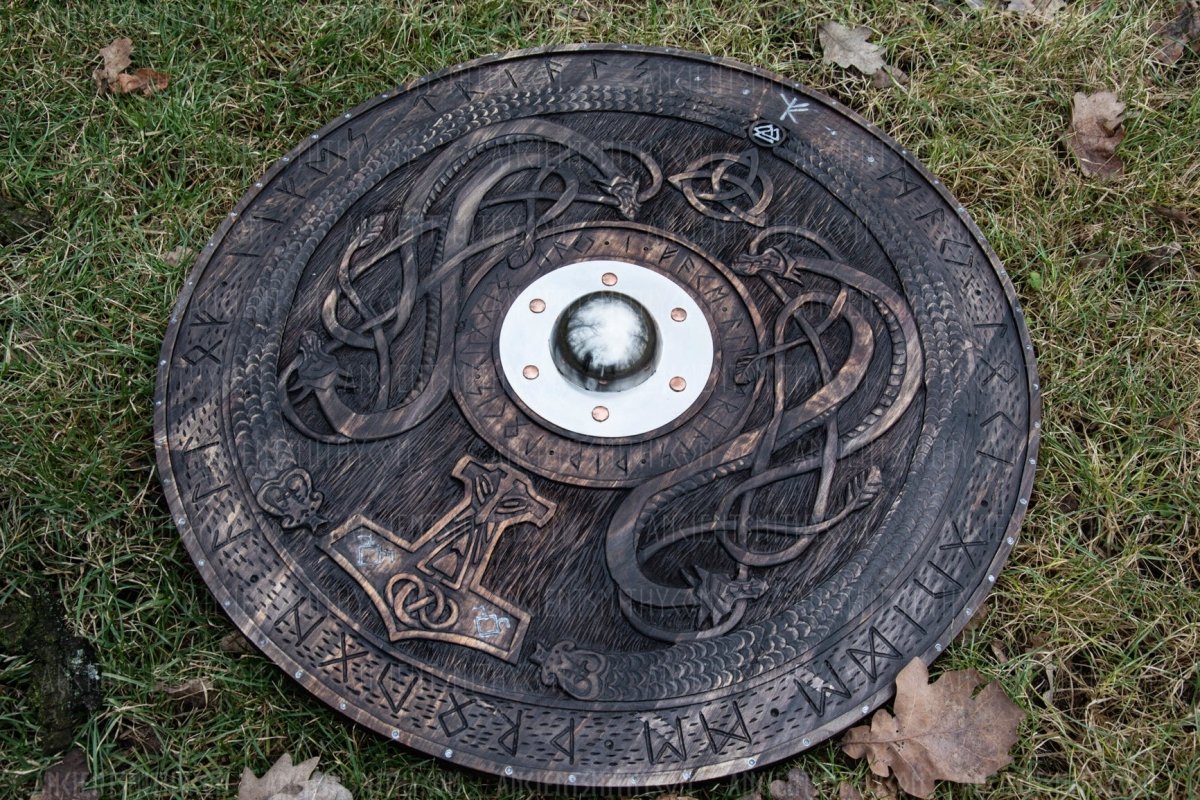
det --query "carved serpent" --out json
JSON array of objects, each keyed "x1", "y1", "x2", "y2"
[
  {"x1": 542, "y1": 134, "x2": 971, "y2": 700},
  {"x1": 280, "y1": 119, "x2": 649, "y2": 442},
  {"x1": 608, "y1": 238, "x2": 923, "y2": 642},
  {"x1": 226, "y1": 80, "x2": 969, "y2": 703}
]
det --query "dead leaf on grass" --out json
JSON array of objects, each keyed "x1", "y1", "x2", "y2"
[
  {"x1": 1150, "y1": 204, "x2": 1196, "y2": 224},
  {"x1": 841, "y1": 658, "x2": 1024, "y2": 798},
  {"x1": 220, "y1": 630, "x2": 257, "y2": 655},
  {"x1": 819, "y1": 23, "x2": 908, "y2": 87},
  {"x1": 115, "y1": 721, "x2": 163, "y2": 754},
  {"x1": 837, "y1": 782, "x2": 864, "y2": 800},
  {"x1": 863, "y1": 774, "x2": 899, "y2": 800},
  {"x1": 92, "y1": 38, "x2": 132, "y2": 92},
  {"x1": 92, "y1": 37, "x2": 169, "y2": 96},
  {"x1": 1127, "y1": 242, "x2": 1183, "y2": 279},
  {"x1": 768, "y1": 768, "x2": 818, "y2": 800},
  {"x1": 1153, "y1": 1, "x2": 1200, "y2": 65},
  {"x1": 30, "y1": 748, "x2": 98, "y2": 800},
  {"x1": 157, "y1": 677, "x2": 214, "y2": 712},
  {"x1": 238, "y1": 753, "x2": 352, "y2": 800},
  {"x1": 1067, "y1": 91, "x2": 1125, "y2": 179},
  {"x1": 162, "y1": 245, "x2": 195, "y2": 268},
  {"x1": 1007, "y1": 0, "x2": 1067, "y2": 18},
  {"x1": 736, "y1": 783, "x2": 764, "y2": 800}
]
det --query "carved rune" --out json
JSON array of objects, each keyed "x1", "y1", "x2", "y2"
[{"x1": 319, "y1": 456, "x2": 555, "y2": 662}]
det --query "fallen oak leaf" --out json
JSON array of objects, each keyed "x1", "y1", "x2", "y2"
[
  {"x1": 768, "y1": 768, "x2": 818, "y2": 799},
  {"x1": 863, "y1": 774, "x2": 898, "y2": 800},
  {"x1": 1006, "y1": 0, "x2": 1066, "y2": 18},
  {"x1": 30, "y1": 748, "x2": 98, "y2": 800},
  {"x1": 819, "y1": 22, "x2": 909, "y2": 88},
  {"x1": 238, "y1": 753, "x2": 352, "y2": 800},
  {"x1": 219, "y1": 629, "x2": 258, "y2": 655},
  {"x1": 92, "y1": 37, "x2": 132, "y2": 93},
  {"x1": 841, "y1": 658, "x2": 1023, "y2": 799},
  {"x1": 819, "y1": 22, "x2": 884, "y2": 73},
  {"x1": 837, "y1": 783, "x2": 863, "y2": 800},
  {"x1": 116, "y1": 67, "x2": 170, "y2": 97},
  {"x1": 1127, "y1": 241, "x2": 1183, "y2": 280},
  {"x1": 1067, "y1": 90, "x2": 1125, "y2": 179},
  {"x1": 92, "y1": 37, "x2": 169, "y2": 96},
  {"x1": 871, "y1": 65, "x2": 909, "y2": 89},
  {"x1": 157, "y1": 677, "x2": 214, "y2": 712},
  {"x1": 1150, "y1": 204, "x2": 1195, "y2": 224},
  {"x1": 1153, "y1": 1, "x2": 1200, "y2": 65},
  {"x1": 115, "y1": 720, "x2": 163, "y2": 754}
]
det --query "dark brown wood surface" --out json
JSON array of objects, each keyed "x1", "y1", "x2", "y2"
[{"x1": 154, "y1": 45, "x2": 1039, "y2": 788}]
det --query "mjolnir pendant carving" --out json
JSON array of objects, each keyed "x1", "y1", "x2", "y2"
[
  {"x1": 320, "y1": 457, "x2": 555, "y2": 662},
  {"x1": 155, "y1": 45, "x2": 1039, "y2": 787}
]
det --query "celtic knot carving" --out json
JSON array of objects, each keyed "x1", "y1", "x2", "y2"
[
  {"x1": 667, "y1": 148, "x2": 774, "y2": 226},
  {"x1": 389, "y1": 572, "x2": 458, "y2": 631},
  {"x1": 278, "y1": 120, "x2": 664, "y2": 444},
  {"x1": 607, "y1": 226, "x2": 923, "y2": 643}
]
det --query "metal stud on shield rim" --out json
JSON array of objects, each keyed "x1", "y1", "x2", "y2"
[{"x1": 154, "y1": 44, "x2": 1039, "y2": 787}]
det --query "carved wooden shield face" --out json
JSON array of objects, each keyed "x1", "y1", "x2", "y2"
[{"x1": 155, "y1": 45, "x2": 1039, "y2": 787}]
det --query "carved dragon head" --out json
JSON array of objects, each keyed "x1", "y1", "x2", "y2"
[
  {"x1": 732, "y1": 246, "x2": 787, "y2": 277},
  {"x1": 602, "y1": 175, "x2": 640, "y2": 220},
  {"x1": 292, "y1": 331, "x2": 342, "y2": 391},
  {"x1": 688, "y1": 567, "x2": 769, "y2": 626}
]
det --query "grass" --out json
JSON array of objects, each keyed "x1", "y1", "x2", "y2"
[{"x1": 1, "y1": 0, "x2": 1197, "y2": 797}]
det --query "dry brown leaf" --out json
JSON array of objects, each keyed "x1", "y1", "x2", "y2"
[
  {"x1": 115, "y1": 721, "x2": 163, "y2": 754},
  {"x1": 238, "y1": 753, "x2": 352, "y2": 800},
  {"x1": 157, "y1": 677, "x2": 214, "y2": 711},
  {"x1": 768, "y1": 768, "x2": 817, "y2": 800},
  {"x1": 837, "y1": 782, "x2": 864, "y2": 800},
  {"x1": 841, "y1": 658, "x2": 1024, "y2": 798},
  {"x1": 819, "y1": 24, "x2": 907, "y2": 87},
  {"x1": 819, "y1": 23, "x2": 886, "y2": 75},
  {"x1": 1150, "y1": 204, "x2": 1196, "y2": 224},
  {"x1": 92, "y1": 38, "x2": 132, "y2": 92},
  {"x1": 870, "y1": 65, "x2": 909, "y2": 89},
  {"x1": 220, "y1": 629, "x2": 257, "y2": 655},
  {"x1": 1127, "y1": 242, "x2": 1182, "y2": 279},
  {"x1": 1153, "y1": 1, "x2": 1200, "y2": 65},
  {"x1": 863, "y1": 774, "x2": 898, "y2": 800},
  {"x1": 1006, "y1": 0, "x2": 1066, "y2": 17},
  {"x1": 115, "y1": 67, "x2": 170, "y2": 96},
  {"x1": 30, "y1": 749, "x2": 98, "y2": 800},
  {"x1": 736, "y1": 784, "x2": 764, "y2": 800},
  {"x1": 1067, "y1": 91, "x2": 1125, "y2": 179},
  {"x1": 92, "y1": 37, "x2": 169, "y2": 95}
]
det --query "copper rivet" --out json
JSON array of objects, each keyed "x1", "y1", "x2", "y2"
[
  {"x1": 529, "y1": 298, "x2": 546, "y2": 313},
  {"x1": 671, "y1": 307, "x2": 687, "y2": 322},
  {"x1": 522, "y1": 365, "x2": 539, "y2": 380},
  {"x1": 669, "y1": 376, "x2": 686, "y2": 392},
  {"x1": 601, "y1": 272, "x2": 618, "y2": 286},
  {"x1": 592, "y1": 406, "x2": 609, "y2": 422}
]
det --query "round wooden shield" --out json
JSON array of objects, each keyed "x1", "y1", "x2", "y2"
[{"x1": 155, "y1": 45, "x2": 1039, "y2": 787}]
